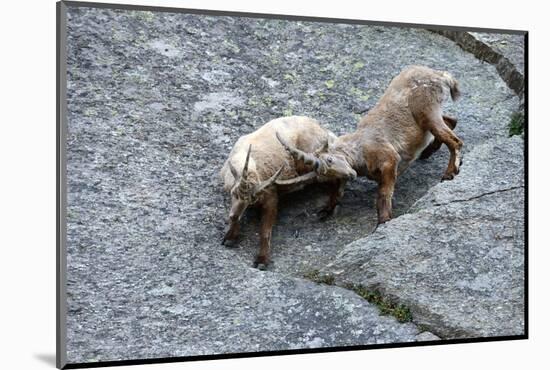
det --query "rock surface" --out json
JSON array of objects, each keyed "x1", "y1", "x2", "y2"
[
  {"x1": 435, "y1": 30, "x2": 525, "y2": 99},
  {"x1": 67, "y1": 257, "x2": 422, "y2": 361},
  {"x1": 471, "y1": 32, "x2": 525, "y2": 76},
  {"x1": 415, "y1": 332, "x2": 441, "y2": 341},
  {"x1": 413, "y1": 136, "x2": 524, "y2": 209},
  {"x1": 324, "y1": 137, "x2": 525, "y2": 338},
  {"x1": 64, "y1": 6, "x2": 525, "y2": 364}
]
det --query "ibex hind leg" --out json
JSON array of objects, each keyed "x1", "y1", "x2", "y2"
[
  {"x1": 425, "y1": 113, "x2": 463, "y2": 181},
  {"x1": 419, "y1": 114, "x2": 458, "y2": 160},
  {"x1": 442, "y1": 114, "x2": 458, "y2": 130}
]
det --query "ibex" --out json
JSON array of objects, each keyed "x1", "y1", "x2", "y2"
[
  {"x1": 220, "y1": 116, "x2": 346, "y2": 269},
  {"x1": 277, "y1": 65, "x2": 463, "y2": 225}
]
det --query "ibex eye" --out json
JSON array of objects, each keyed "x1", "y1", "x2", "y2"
[{"x1": 327, "y1": 157, "x2": 333, "y2": 164}]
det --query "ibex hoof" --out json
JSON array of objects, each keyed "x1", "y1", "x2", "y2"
[
  {"x1": 441, "y1": 173, "x2": 454, "y2": 181},
  {"x1": 253, "y1": 256, "x2": 270, "y2": 270},
  {"x1": 317, "y1": 205, "x2": 338, "y2": 221},
  {"x1": 222, "y1": 238, "x2": 238, "y2": 248},
  {"x1": 317, "y1": 209, "x2": 332, "y2": 221}
]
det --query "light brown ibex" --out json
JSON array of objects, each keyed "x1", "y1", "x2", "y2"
[
  {"x1": 220, "y1": 116, "x2": 346, "y2": 269},
  {"x1": 277, "y1": 65, "x2": 463, "y2": 225}
]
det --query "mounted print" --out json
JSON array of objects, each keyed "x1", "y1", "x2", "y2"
[{"x1": 57, "y1": 1, "x2": 527, "y2": 368}]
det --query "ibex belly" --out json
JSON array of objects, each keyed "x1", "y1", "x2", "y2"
[
  {"x1": 414, "y1": 131, "x2": 435, "y2": 160},
  {"x1": 397, "y1": 131, "x2": 435, "y2": 175}
]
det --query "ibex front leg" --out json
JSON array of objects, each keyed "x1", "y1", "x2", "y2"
[
  {"x1": 376, "y1": 159, "x2": 397, "y2": 224},
  {"x1": 318, "y1": 179, "x2": 347, "y2": 221},
  {"x1": 222, "y1": 215, "x2": 241, "y2": 248},
  {"x1": 254, "y1": 192, "x2": 278, "y2": 270},
  {"x1": 222, "y1": 199, "x2": 248, "y2": 247}
]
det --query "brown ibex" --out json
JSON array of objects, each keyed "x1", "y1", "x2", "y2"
[
  {"x1": 220, "y1": 116, "x2": 346, "y2": 269},
  {"x1": 277, "y1": 66, "x2": 463, "y2": 225}
]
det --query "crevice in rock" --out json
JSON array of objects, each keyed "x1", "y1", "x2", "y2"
[
  {"x1": 316, "y1": 274, "x2": 473, "y2": 340},
  {"x1": 299, "y1": 269, "x2": 443, "y2": 339},
  {"x1": 430, "y1": 185, "x2": 524, "y2": 207}
]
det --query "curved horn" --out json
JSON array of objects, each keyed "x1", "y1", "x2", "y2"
[
  {"x1": 254, "y1": 165, "x2": 285, "y2": 195},
  {"x1": 241, "y1": 144, "x2": 252, "y2": 180},
  {"x1": 275, "y1": 132, "x2": 319, "y2": 168},
  {"x1": 275, "y1": 171, "x2": 318, "y2": 186},
  {"x1": 228, "y1": 161, "x2": 239, "y2": 180}
]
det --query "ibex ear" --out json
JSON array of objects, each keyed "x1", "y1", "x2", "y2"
[{"x1": 314, "y1": 137, "x2": 330, "y2": 156}]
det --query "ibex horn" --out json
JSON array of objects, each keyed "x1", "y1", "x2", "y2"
[
  {"x1": 275, "y1": 132, "x2": 319, "y2": 168},
  {"x1": 228, "y1": 161, "x2": 239, "y2": 180},
  {"x1": 275, "y1": 170, "x2": 318, "y2": 186},
  {"x1": 254, "y1": 165, "x2": 285, "y2": 194},
  {"x1": 242, "y1": 144, "x2": 252, "y2": 180}
]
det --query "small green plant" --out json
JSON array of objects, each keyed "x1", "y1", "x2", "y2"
[
  {"x1": 509, "y1": 112, "x2": 524, "y2": 136},
  {"x1": 262, "y1": 96, "x2": 273, "y2": 106},
  {"x1": 346, "y1": 284, "x2": 413, "y2": 323},
  {"x1": 417, "y1": 324, "x2": 432, "y2": 333},
  {"x1": 352, "y1": 61, "x2": 365, "y2": 71},
  {"x1": 282, "y1": 108, "x2": 293, "y2": 117},
  {"x1": 284, "y1": 73, "x2": 297, "y2": 82},
  {"x1": 349, "y1": 86, "x2": 370, "y2": 102},
  {"x1": 303, "y1": 269, "x2": 335, "y2": 285}
]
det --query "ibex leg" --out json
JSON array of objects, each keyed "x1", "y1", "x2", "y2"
[
  {"x1": 254, "y1": 192, "x2": 278, "y2": 270},
  {"x1": 318, "y1": 179, "x2": 347, "y2": 220},
  {"x1": 419, "y1": 114, "x2": 457, "y2": 160},
  {"x1": 376, "y1": 158, "x2": 398, "y2": 225}
]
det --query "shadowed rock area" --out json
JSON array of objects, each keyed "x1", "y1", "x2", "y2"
[{"x1": 65, "y1": 6, "x2": 524, "y2": 364}]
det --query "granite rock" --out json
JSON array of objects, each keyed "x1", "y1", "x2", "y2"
[{"x1": 324, "y1": 137, "x2": 525, "y2": 338}]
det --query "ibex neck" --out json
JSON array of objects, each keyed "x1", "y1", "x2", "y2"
[{"x1": 332, "y1": 132, "x2": 365, "y2": 171}]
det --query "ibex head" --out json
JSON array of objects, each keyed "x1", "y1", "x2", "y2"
[
  {"x1": 227, "y1": 145, "x2": 284, "y2": 222},
  {"x1": 275, "y1": 132, "x2": 356, "y2": 184}
]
